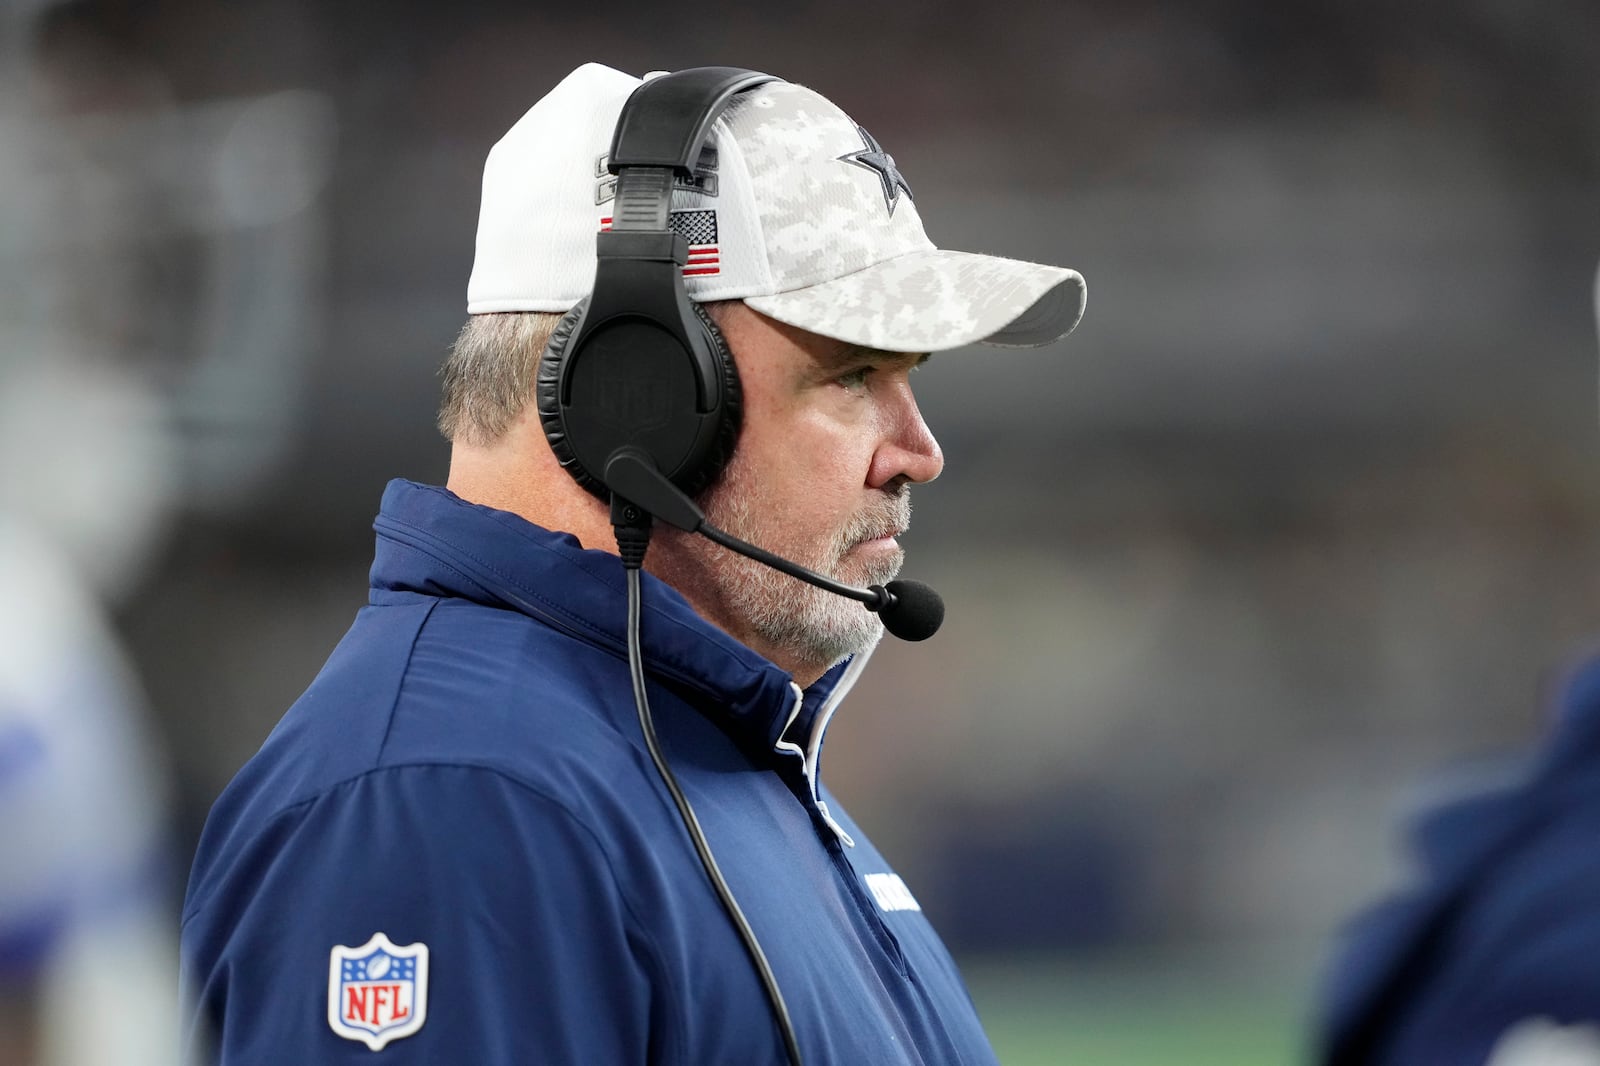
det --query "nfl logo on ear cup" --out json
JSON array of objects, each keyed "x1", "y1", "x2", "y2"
[{"x1": 536, "y1": 294, "x2": 741, "y2": 502}]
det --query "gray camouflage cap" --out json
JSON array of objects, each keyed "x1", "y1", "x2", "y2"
[{"x1": 467, "y1": 63, "x2": 1086, "y2": 352}]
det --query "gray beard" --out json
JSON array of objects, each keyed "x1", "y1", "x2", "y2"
[{"x1": 701, "y1": 483, "x2": 911, "y2": 672}]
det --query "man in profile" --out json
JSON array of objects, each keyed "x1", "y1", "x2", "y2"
[{"x1": 182, "y1": 63, "x2": 1086, "y2": 1063}]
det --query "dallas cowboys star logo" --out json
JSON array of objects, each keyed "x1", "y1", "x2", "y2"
[{"x1": 839, "y1": 126, "x2": 914, "y2": 216}]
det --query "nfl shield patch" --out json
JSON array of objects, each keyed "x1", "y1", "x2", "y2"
[{"x1": 327, "y1": 933, "x2": 429, "y2": 1050}]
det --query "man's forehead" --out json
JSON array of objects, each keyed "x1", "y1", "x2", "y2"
[
  {"x1": 722, "y1": 302, "x2": 931, "y2": 368},
  {"x1": 819, "y1": 338, "x2": 932, "y2": 368}
]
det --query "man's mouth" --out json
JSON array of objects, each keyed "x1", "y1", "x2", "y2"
[
  {"x1": 840, "y1": 495, "x2": 913, "y2": 559},
  {"x1": 855, "y1": 528, "x2": 904, "y2": 547}
]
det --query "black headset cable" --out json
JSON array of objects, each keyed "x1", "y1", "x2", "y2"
[{"x1": 613, "y1": 507, "x2": 804, "y2": 1066}]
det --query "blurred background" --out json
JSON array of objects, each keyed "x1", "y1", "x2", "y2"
[{"x1": 2, "y1": 0, "x2": 1598, "y2": 1062}]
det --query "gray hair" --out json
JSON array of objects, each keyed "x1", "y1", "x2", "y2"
[
  {"x1": 436, "y1": 312, "x2": 563, "y2": 445},
  {"x1": 437, "y1": 302, "x2": 739, "y2": 446}
]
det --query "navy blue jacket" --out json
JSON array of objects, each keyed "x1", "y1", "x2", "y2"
[
  {"x1": 1318, "y1": 650, "x2": 1600, "y2": 1065},
  {"x1": 181, "y1": 479, "x2": 997, "y2": 1064}
]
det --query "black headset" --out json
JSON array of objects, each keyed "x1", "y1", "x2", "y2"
[
  {"x1": 536, "y1": 66, "x2": 779, "y2": 504},
  {"x1": 533, "y1": 67, "x2": 809, "y2": 1066}
]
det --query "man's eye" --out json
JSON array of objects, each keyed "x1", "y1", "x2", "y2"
[{"x1": 837, "y1": 367, "x2": 872, "y2": 390}]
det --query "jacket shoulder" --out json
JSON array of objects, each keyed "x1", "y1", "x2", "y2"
[{"x1": 181, "y1": 761, "x2": 677, "y2": 1064}]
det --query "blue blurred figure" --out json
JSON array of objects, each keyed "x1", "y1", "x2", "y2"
[
  {"x1": 0, "y1": 3, "x2": 184, "y2": 1062},
  {"x1": 1318, "y1": 271, "x2": 1600, "y2": 1066},
  {"x1": 0, "y1": 508, "x2": 178, "y2": 1066}
]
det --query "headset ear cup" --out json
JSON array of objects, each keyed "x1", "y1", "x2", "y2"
[
  {"x1": 678, "y1": 301, "x2": 743, "y2": 499},
  {"x1": 536, "y1": 297, "x2": 743, "y2": 503},
  {"x1": 536, "y1": 298, "x2": 609, "y2": 500}
]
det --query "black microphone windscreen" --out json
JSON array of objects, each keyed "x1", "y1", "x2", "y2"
[{"x1": 879, "y1": 580, "x2": 944, "y2": 642}]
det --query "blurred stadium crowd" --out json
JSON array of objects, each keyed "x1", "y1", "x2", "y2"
[{"x1": 2, "y1": 0, "x2": 1598, "y2": 1060}]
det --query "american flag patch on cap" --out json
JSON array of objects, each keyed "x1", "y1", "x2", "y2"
[{"x1": 600, "y1": 209, "x2": 721, "y2": 277}]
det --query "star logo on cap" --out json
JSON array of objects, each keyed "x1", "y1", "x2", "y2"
[{"x1": 839, "y1": 126, "x2": 914, "y2": 217}]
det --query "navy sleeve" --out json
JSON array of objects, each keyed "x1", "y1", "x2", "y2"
[
  {"x1": 1342, "y1": 795, "x2": 1600, "y2": 1065},
  {"x1": 182, "y1": 764, "x2": 672, "y2": 1064}
]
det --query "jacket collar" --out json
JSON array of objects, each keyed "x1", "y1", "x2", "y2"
[{"x1": 369, "y1": 479, "x2": 857, "y2": 757}]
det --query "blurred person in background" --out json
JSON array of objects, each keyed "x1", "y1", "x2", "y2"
[
  {"x1": 0, "y1": 498, "x2": 177, "y2": 1066},
  {"x1": 1316, "y1": 267, "x2": 1600, "y2": 1066},
  {"x1": 180, "y1": 62, "x2": 1085, "y2": 1064},
  {"x1": 0, "y1": 1, "x2": 183, "y2": 1063}
]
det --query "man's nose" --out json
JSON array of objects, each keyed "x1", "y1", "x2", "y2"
[{"x1": 868, "y1": 382, "x2": 943, "y2": 489}]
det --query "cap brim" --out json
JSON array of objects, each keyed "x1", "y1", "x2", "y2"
[{"x1": 742, "y1": 249, "x2": 1086, "y2": 353}]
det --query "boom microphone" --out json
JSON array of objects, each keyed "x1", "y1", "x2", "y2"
[
  {"x1": 604, "y1": 449, "x2": 945, "y2": 641},
  {"x1": 872, "y1": 579, "x2": 944, "y2": 642}
]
